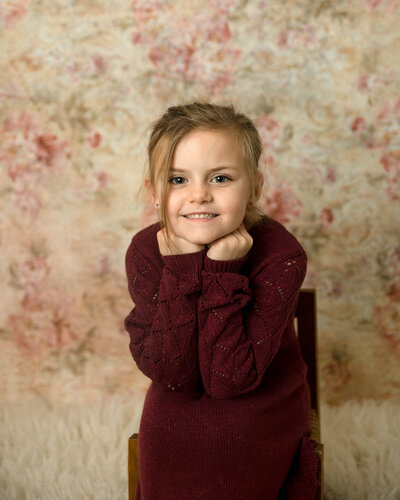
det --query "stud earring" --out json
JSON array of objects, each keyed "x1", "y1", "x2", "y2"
[{"x1": 155, "y1": 203, "x2": 159, "y2": 208}]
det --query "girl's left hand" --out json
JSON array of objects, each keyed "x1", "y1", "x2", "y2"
[{"x1": 207, "y1": 223, "x2": 253, "y2": 261}]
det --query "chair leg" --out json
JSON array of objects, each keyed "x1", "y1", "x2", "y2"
[
  {"x1": 128, "y1": 433, "x2": 139, "y2": 500},
  {"x1": 315, "y1": 443, "x2": 324, "y2": 500}
]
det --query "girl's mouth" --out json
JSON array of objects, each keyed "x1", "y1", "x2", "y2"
[{"x1": 183, "y1": 214, "x2": 218, "y2": 219}]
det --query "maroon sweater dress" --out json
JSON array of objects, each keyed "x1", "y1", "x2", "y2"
[{"x1": 124, "y1": 216, "x2": 319, "y2": 499}]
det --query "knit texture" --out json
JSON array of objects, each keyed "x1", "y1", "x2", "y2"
[{"x1": 124, "y1": 216, "x2": 319, "y2": 500}]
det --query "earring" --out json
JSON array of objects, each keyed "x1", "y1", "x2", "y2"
[{"x1": 155, "y1": 203, "x2": 159, "y2": 208}]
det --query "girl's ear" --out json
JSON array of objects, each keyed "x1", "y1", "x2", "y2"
[
  {"x1": 254, "y1": 171, "x2": 264, "y2": 201},
  {"x1": 145, "y1": 177, "x2": 157, "y2": 206}
]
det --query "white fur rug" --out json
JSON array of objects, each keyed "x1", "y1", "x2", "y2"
[{"x1": 1, "y1": 395, "x2": 399, "y2": 499}]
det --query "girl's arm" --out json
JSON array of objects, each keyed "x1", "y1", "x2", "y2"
[
  {"x1": 124, "y1": 239, "x2": 206, "y2": 393},
  {"x1": 198, "y1": 251, "x2": 307, "y2": 399}
]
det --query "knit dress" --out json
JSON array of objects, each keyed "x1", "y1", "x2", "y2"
[{"x1": 124, "y1": 216, "x2": 319, "y2": 500}]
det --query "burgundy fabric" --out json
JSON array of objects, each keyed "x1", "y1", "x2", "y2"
[{"x1": 124, "y1": 216, "x2": 319, "y2": 500}]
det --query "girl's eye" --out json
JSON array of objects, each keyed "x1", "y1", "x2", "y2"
[
  {"x1": 212, "y1": 175, "x2": 231, "y2": 183},
  {"x1": 169, "y1": 176, "x2": 186, "y2": 185}
]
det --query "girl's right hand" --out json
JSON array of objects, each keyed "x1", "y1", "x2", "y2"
[{"x1": 157, "y1": 228, "x2": 205, "y2": 256}]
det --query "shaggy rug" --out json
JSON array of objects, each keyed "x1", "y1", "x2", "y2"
[{"x1": 1, "y1": 394, "x2": 399, "y2": 499}]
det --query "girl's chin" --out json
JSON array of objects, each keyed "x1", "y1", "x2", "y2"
[
  {"x1": 185, "y1": 233, "x2": 229, "y2": 246},
  {"x1": 179, "y1": 235, "x2": 215, "y2": 246},
  {"x1": 192, "y1": 240, "x2": 213, "y2": 246}
]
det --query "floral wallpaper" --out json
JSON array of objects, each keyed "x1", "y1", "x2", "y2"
[{"x1": 1, "y1": 0, "x2": 399, "y2": 406}]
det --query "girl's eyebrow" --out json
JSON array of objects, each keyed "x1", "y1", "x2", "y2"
[{"x1": 170, "y1": 165, "x2": 239, "y2": 173}]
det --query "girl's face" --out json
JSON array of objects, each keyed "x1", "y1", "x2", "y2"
[{"x1": 149, "y1": 128, "x2": 261, "y2": 246}]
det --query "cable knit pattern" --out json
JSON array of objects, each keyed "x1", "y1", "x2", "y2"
[
  {"x1": 124, "y1": 241, "x2": 206, "y2": 393},
  {"x1": 199, "y1": 252, "x2": 307, "y2": 399},
  {"x1": 124, "y1": 216, "x2": 318, "y2": 500}
]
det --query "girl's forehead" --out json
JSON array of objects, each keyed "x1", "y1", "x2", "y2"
[
  {"x1": 179, "y1": 127, "x2": 240, "y2": 146},
  {"x1": 174, "y1": 128, "x2": 242, "y2": 161}
]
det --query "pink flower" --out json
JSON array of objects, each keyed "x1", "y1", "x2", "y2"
[
  {"x1": 208, "y1": 0, "x2": 237, "y2": 17},
  {"x1": 325, "y1": 166, "x2": 337, "y2": 183},
  {"x1": 351, "y1": 116, "x2": 367, "y2": 133},
  {"x1": 204, "y1": 16, "x2": 232, "y2": 44},
  {"x1": 365, "y1": 98, "x2": 400, "y2": 150},
  {"x1": 255, "y1": 114, "x2": 282, "y2": 151},
  {"x1": 387, "y1": 247, "x2": 400, "y2": 277},
  {"x1": 260, "y1": 181, "x2": 303, "y2": 224},
  {"x1": 131, "y1": 3, "x2": 242, "y2": 96},
  {"x1": 364, "y1": 0, "x2": 400, "y2": 12},
  {"x1": 319, "y1": 207, "x2": 334, "y2": 228},
  {"x1": 72, "y1": 170, "x2": 109, "y2": 200},
  {"x1": 35, "y1": 133, "x2": 71, "y2": 168},
  {"x1": 377, "y1": 97, "x2": 400, "y2": 126},
  {"x1": 380, "y1": 151, "x2": 400, "y2": 201},
  {"x1": 3, "y1": 110, "x2": 40, "y2": 136},
  {"x1": 66, "y1": 55, "x2": 107, "y2": 84},
  {"x1": 92, "y1": 54, "x2": 107, "y2": 74},
  {"x1": 358, "y1": 74, "x2": 372, "y2": 93},
  {"x1": 94, "y1": 170, "x2": 107, "y2": 189},
  {"x1": 277, "y1": 31, "x2": 289, "y2": 48},
  {"x1": 131, "y1": 0, "x2": 165, "y2": 23},
  {"x1": 0, "y1": 0, "x2": 28, "y2": 29},
  {"x1": 1, "y1": 111, "x2": 71, "y2": 217},
  {"x1": 261, "y1": 152, "x2": 276, "y2": 168},
  {"x1": 87, "y1": 131, "x2": 102, "y2": 148},
  {"x1": 20, "y1": 257, "x2": 50, "y2": 289},
  {"x1": 88, "y1": 170, "x2": 108, "y2": 192},
  {"x1": 8, "y1": 287, "x2": 79, "y2": 358},
  {"x1": 357, "y1": 72, "x2": 395, "y2": 93},
  {"x1": 275, "y1": 25, "x2": 319, "y2": 50}
]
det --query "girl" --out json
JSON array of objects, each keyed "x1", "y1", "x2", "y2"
[{"x1": 124, "y1": 102, "x2": 319, "y2": 499}]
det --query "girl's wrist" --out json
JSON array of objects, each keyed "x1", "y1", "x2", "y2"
[
  {"x1": 204, "y1": 253, "x2": 248, "y2": 273},
  {"x1": 162, "y1": 247, "x2": 207, "y2": 278}
]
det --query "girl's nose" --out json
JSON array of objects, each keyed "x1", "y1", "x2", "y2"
[{"x1": 188, "y1": 183, "x2": 213, "y2": 203}]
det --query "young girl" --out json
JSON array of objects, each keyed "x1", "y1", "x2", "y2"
[{"x1": 124, "y1": 102, "x2": 319, "y2": 499}]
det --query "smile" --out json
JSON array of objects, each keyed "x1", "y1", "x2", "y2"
[{"x1": 183, "y1": 214, "x2": 218, "y2": 219}]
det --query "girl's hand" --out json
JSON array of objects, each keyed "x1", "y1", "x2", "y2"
[
  {"x1": 207, "y1": 223, "x2": 253, "y2": 261},
  {"x1": 157, "y1": 228, "x2": 205, "y2": 256}
]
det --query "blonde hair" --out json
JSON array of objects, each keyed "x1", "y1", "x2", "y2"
[{"x1": 145, "y1": 101, "x2": 267, "y2": 249}]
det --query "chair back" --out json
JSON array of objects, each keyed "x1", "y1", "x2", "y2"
[
  {"x1": 294, "y1": 288, "x2": 323, "y2": 498},
  {"x1": 295, "y1": 288, "x2": 319, "y2": 417}
]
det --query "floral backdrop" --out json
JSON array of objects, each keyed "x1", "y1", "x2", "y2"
[{"x1": 1, "y1": 0, "x2": 399, "y2": 406}]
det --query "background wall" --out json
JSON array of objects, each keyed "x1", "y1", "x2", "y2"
[{"x1": 1, "y1": 0, "x2": 399, "y2": 406}]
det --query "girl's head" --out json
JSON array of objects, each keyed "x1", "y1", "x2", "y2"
[{"x1": 144, "y1": 102, "x2": 265, "y2": 249}]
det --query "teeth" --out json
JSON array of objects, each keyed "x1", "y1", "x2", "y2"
[{"x1": 184, "y1": 214, "x2": 217, "y2": 219}]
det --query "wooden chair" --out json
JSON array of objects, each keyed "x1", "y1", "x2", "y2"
[
  {"x1": 294, "y1": 288, "x2": 324, "y2": 499},
  {"x1": 128, "y1": 430, "x2": 139, "y2": 500},
  {"x1": 128, "y1": 288, "x2": 323, "y2": 500}
]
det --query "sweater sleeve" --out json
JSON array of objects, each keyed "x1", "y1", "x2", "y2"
[
  {"x1": 198, "y1": 251, "x2": 307, "y2": 399},
  {"x1": 124, "y1": 239, "x2": 206, "y2": 393}
]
